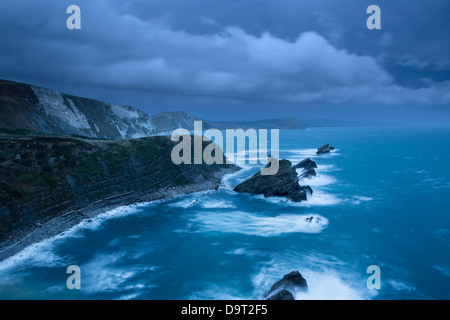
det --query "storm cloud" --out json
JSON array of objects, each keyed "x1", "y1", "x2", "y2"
[{"x1": 0, "y1": 0, "x2": 449, "y2": 124}]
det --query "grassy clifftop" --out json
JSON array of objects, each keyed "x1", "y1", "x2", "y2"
[{"x1": 0, "y1": 129, "x2": 237, "y2": 240}]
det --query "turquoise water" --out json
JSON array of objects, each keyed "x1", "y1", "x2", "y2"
[{"x1": 0, "y1": 126, "x2": 449, "y2": 300}]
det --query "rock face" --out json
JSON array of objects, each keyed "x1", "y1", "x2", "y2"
[
  {"x1": 233, "y1": 159, "x2": 312, "y2": 202},
  {"x1": 294, "y1": 158, "x2": 317, "y2": 179},
  {"x1": 294, "y1": 158, "x2": 317, "y2": 170},
  {"x1": 264, "y1": 271, "x2": 308, "y2": 300},
  {"x1": 316, "y1": 144, "x2": 335, "y2": 155},
  {"x1": 0, "y1": 132, "x2": 238, "y2": 241},
  {"x1": 151, "y1": 112, "x2": 198, "y2": 133},
  {"x1": 0, "y1": 79, "x2": 158, "y2": 139}
]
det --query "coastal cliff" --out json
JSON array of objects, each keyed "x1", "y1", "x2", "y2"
[
  {"x1": 0, "y1": 130, "x2": 238, "y2": 259},
  {"x1": 0, "y1": 79, "x2": 306, "y2": 139}
]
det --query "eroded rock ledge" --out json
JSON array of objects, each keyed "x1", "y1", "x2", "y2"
[{"x1": 233, "y1": 159, "x2": 313, "y2": 202}]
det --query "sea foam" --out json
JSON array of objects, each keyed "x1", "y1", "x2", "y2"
[
  {"x1": 252, "y1": 251, "x2": 377, "y2": 300},
  {"x1": 0, "y1": 204, "x2": 145, "y2": 273},
  {"x1": 191, "y1": 211, "x2": 328, "y2": 236}
]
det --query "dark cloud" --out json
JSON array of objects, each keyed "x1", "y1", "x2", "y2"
[{"x1": 0, "y1": 0, "x2": 449, "y2": 125}]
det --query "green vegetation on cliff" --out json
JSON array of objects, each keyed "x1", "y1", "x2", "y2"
[{"x1": 0, "y1": 129, "x2": 237, "y2": 240}]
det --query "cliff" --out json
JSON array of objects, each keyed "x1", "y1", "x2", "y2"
[
  {"x1": 0, "y1": 129, "x2": 238, "y2": 243},
  {"x1": 0, "y1": 79, "x2": 306, "y2": 138},
  {"x1": 0, "y1": 79, "x2": 158, "y2": 139}
]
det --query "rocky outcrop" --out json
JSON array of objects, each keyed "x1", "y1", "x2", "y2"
[
  {"x1": 266, "y1": 290, "x2": 295, "y2": 300},
  {"x1": 264, "y1": 271, "x2": 308, "y2": 300},
  {"x1": 294, "y1": 158, "x2": 317, "y2": 170},
  {"x1": 316, "y1": 144, "x2": 335, "y2": 155},
  {"x1": 233, "y1": 159, "x2": 312, "y2": 202},
  {"x1": 294, "y1": 158, "x2": 317, "y2": 179}
]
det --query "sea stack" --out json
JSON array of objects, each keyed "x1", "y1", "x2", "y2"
[
  {"x1": 316, "y1": 144, "x2": 335, "y2": 155},
  {"x1": 233, "y1": 159, "x2": 312, "y2": 202}
]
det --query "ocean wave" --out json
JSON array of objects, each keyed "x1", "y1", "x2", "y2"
[
  {"x1": 258, "y1": 190, "x2": 341, "y2": 208},
  {"x1": 0, "y1": 238, "x2": 66, "y2": 274},
  {"x1": 169, "y1": 198, "x2": 200, "y2": 209},
  {"x1": 201, "y1": 200, "x2": 236, "y2": 209},
  {"x1": 300, "y1": 190, "x2": 342, "y2": 207},
  {"x1": 283, "y1": 148, "x2": 340, "y2": 160},
  {"x1": 387, "y1": 279, "x2": 416, "y2": 293},
  {"x1": 221, "y1": 165, "x2": 255, "y2": 189},
  {"x1": 349, "y1": 195, "x2": 374, "y2": 205},
  {"x1": 191, "y1": 211, "x2": 328, "y2": 236},
  {"x1": 225, "y1": 247, "x2": 266, "y2": 257},
  {"x1": 0, "y1": 204, "x2": 146, "y2": 274},
  {"x1": 186, "y1": 284, "x2": 247, "y2": 300},
  {"x1": 252, "y1": 251, "x2": 376, "y2": 300},
  {"x1": 317, "y1": 164, "x2": 341, "y2": 172},
  {"x1": 283, "y1": 149, "x2": 318, "y2": 159},
  {"x1": 80, "y1": 252, "x2": 157, "y2": 295},
  {"x1": 299, "y1": 172, "x2": 336, "y2": 187}
]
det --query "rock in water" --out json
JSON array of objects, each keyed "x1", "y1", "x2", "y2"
[
  {"x1": 294, "y1": 158, "x2": 317, "y2": 179},
  {"x1": 293, "y1": 158, "x2": 317, "y2": 170},
  {"x1": 233, "y1": 159, "x2": 312, "y2": 202},
  {"x1": 266, "y1": 290, "x2": 295, "y2": 300},
  {"x1": 299, "y1": 168, "x2": 316, "y2": 179},
  {"x1": 264, "y1": 271, "x2": 308, "y2": 300},
  {"x1": 316, "y1": 144, "x2": 335, "y2": 155}
]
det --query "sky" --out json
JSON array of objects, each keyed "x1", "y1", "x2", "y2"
[{"x1": 0, "y1": 0, "x2": 449, "y2": 125}]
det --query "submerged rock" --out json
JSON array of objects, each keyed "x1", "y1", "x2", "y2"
[
  {"x1": 316, "y1": 144, "x2": 335, "y2": 155},
  {"x1": 264, "y1": 271, "x2": 308, "y2": 300},
  {"x1": 233, "y1": 159, "x2": 312, "y2": 202}
]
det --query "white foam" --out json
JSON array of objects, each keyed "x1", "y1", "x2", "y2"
[
  {"x1": 80, "y1": 252, "x2": 156, "y2": 294},
  {"x1": 191, "y1": 211, "x2": 328, "y2": 236},
  {"x1": 252, "y1": 251, "x2": 376, "y2": 300},
  {"x1": 187, "y1": 284, "x2": 247, "y2": 300},
  {"x1": 169, "y1": 198, "x2": 200, "y2": 208},
  {"x1": 0, "y1": 204, "x2": 147, "y2": 274},
  {"x1": 116, "y1": 293, "x2": 142, "y2": 300},
  {"x1": 387, "y1": 279, "x2": 416, "y2": 293},
  {"x1": 250, "y1": 188, "x2": 341, "y2": 208},
  {"x1": 299, "y1": 172, "x2": 336, "y2": 187},
  {"x1": 0, "y1": 238, "x2": 65, "y2": 273},
  {"x1": 350, "y1": 196, "x2": 374, "y2": 205},
  {"x1": 433, "y1": 265, "x2": 450, "y2": 277},
  {"x1": 283, "y1": 149, "x2": 318, "y2": 158},
  {"x1": 300, "y1": 190, "x2": 342, "y2": 207},
  {"x1": 317, "y1": 164, "x2": 340, "y2": 172},
  {"x1": 222, "y1": 165, "x2": 255, "y2": 190},
  {"x1": 225, "y1": 248, "x2": 264, "y2": 257},
  {"x1": 58, "y1": 204, "x2": 146, "y2": 239},
  {"x1": 201, "y1": 200, "x2": 236, "y2": 209},
  {"x1": 284, "y1": 148, "x2": 340, "y2": 161}
]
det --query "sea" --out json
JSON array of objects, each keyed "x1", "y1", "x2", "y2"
[{"x1": 0, "y1": 126, "x2": 449, "y2": 300}]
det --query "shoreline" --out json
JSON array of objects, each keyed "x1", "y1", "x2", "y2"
[{"x1": 0, "y1": 167, "x2": 239, "y2": 262}]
